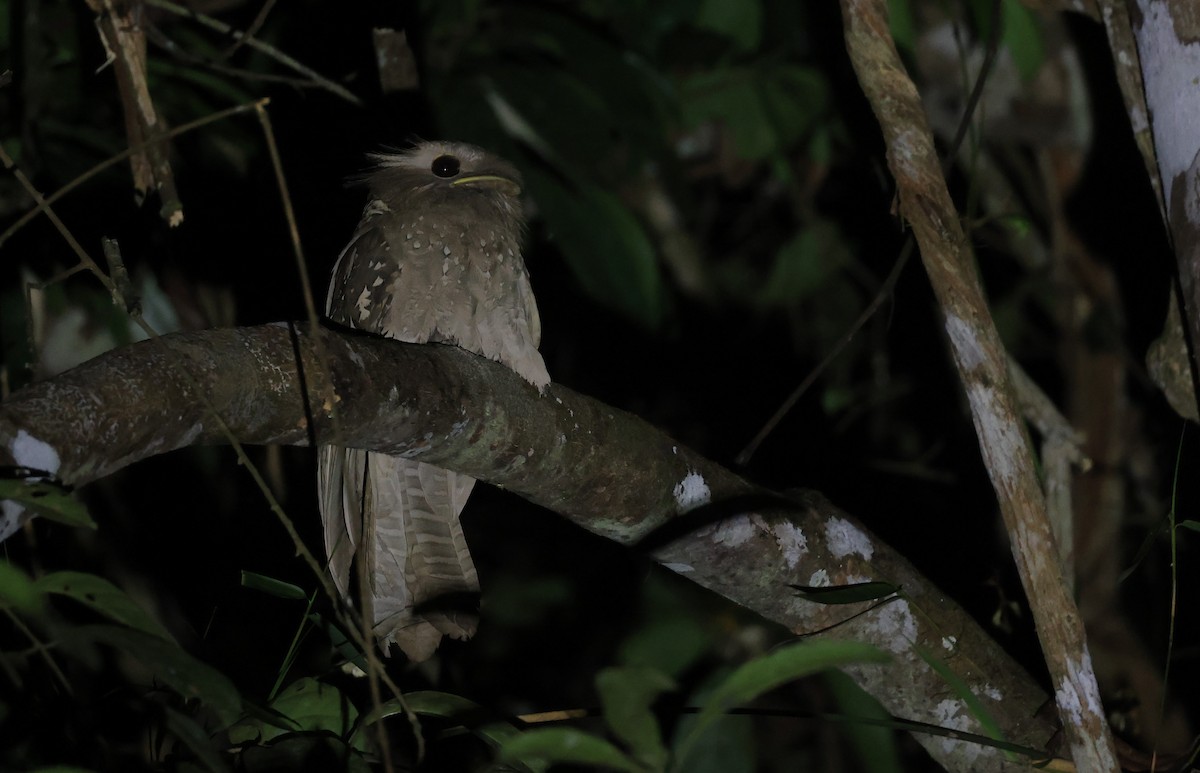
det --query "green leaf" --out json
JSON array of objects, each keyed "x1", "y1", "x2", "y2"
[
  {"x1": 913, "y1": 644, "x2": 1006, "y2": 746},
  {"x1": 307, "y1": 613, "x2": 368, "y2": 675},
  {"x1": 81, "y1": 624, "x2": 242, "y2": 727},
  {"x1": 240, "y1": 571, "x2": 307, "y2": 601},
  {"x1": 681, "y1": 65, "x2": 827, "y2": 162},
  {"x1": 791, "y1": 581, "x2": 900, "y2": 605},
  {"x1": 825, "y1": 671, "x2": 902, "y2": 773},
  {"x1": 0, "y1": 478, "x2": 95, "y2": 530},
  {"x1": 240, "y1": 735, "x2": 370, "y2": 773},
  {"x1": 693, "y1": 0, "x2": 761, "y2": 51},
  {"x1": 357, "y1": 691, "x2": 523, "y2": 753},
  {"x1": 887, "y1": 0, "x2": 917, "y2": 53},
  {"x1": 526, "y1": 172, "x2": 666, "y2": 328},
  {"x1": 37, "y1": 571, "x2": 173, "y2": 641},
  {"x1": 229, "y1": 677, "x2": 360, "y2": 748},
  {"x1": 617, "y1": 614, "x2": 711, "y2": 679},
  {"x1": 0, "y1": 560, "x2": 43, "y2": 614},
  {"x1": 1002, "y1": 0, "x2": 1044, "y2": 82},
  {"x1": 597, "y1": 666, "x2": 674, "y2": 769},
  {"x1": 761, "y1": 223, "x2": 849, "y2": 305},
  {"x1": 164, "y1": 706, "x2": 233, "y2": 773},
  {"x1": 675, "y1": 640, "x2": 888, "y2": 768},
  {"x1": 498, "y1": 728, "x2": 642, "y2": 772}
]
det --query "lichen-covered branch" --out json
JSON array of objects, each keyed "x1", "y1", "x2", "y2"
[
  {"x1": 1130, "y1": 0, "x2": 1200, "y2": 411},
  {"x1": 0, "y1": 323, "x2": 1058, "y2": 771},
  {"x1": 840, "y1": 0, "x2": 1118, "y2": 769}
]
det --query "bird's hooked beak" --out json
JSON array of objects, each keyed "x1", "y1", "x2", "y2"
[{"x1": 451, "y1": 174, "x2": 521, "y2": 197}]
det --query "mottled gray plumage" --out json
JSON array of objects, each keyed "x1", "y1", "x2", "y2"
[{"x1": 318, "y1": 141, "x2": 549, "y2": 661}]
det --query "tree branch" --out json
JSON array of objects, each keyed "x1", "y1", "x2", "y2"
[{"x1": 0, "y1": 323, "x2": 1059, "y2": 771}]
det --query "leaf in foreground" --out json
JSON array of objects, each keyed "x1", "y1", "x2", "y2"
[
  {"x1": 674, "y1": 639, "x2": 889, "y2": 769},
  {"x1": 498, "y1": 728, "x2": 642, "y2": 772}
]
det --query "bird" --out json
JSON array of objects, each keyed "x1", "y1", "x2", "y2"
[{"x1": 318, "y1": 141, "x2": 550, "y2": 661}]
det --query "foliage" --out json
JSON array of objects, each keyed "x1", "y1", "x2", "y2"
[{"x1": 0, "y1": 0, "x2": 1195, "y2": 770}]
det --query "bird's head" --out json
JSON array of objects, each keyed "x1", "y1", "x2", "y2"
[{"x1": 368, "y1": 141, "x2": 523, "y2": 202}]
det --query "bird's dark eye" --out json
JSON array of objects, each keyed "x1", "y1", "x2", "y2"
[{"x1": 431, "y1": 155, "x2": 460, "y2": 178}]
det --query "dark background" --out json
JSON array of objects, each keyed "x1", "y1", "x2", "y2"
[{"x1": 0, "y1": 1, "x2": 1194, "y2": 770}]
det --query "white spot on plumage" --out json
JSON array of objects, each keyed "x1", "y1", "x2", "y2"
[
  {"x1": 372, "y1": 277, "x2": 383, "y2": 287},
  {"x1": 356, "y1": 288, "x2": 372, "y2": 320},
  {"x1": 443, "y1": 245, "x2": 452, "y2": 256}
]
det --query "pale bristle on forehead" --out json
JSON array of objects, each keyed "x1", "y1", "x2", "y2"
[{"x1": 370, "y1": 141, "x2": 497, "y2": 171}]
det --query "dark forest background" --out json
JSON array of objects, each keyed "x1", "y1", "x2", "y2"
[{"x1": 0, "y1": 1, "x2": 1195, "y2": 771}]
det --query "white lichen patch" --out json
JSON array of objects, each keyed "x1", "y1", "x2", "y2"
[
  {"x1": 933, "y1": 699, "x2": 983, "y2": 765},
  {"x1": 983, "y1": 683, "x2": 1002, "y2": 701},
  {"x1": 12, "y1": 430, "x2": 60, "y2": 475},
  {"x1": 1054, "y1": 652, "x2": 1105, "y2": 727},
  {"x1": 868, "y1": 597, "x2": 918, "y2": 654},
  {"x1": 673, "y1": 470, "x2": 711, "y2": 512},
  {"x1": 944, "y1": 313, "x2": 985, "y2": 370},
  {"x1": 807, "y1": 568, "x2": 831, "y2": 587},
  {"x1": 824, "y1": 515, "x2": 873, "y2": 560},
  {"x1": 771, "y1": 521, "x2": 808, "y2": 569},
  {"x1": 1137, "y1": 1, "x2": 1200, "y2": 209},
  {"x1": 963, "y1": 382, "x2": 1021, "y2": 487},
  {"x1": 711, "y1": 513, "x2": 757, "y2": 548},
  {"x1": 941, "y1": 635, "x2": 957, "y2": 652}
]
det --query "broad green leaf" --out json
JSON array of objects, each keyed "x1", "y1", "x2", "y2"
[
  {"x1": 307, "y1": 613, "x2": 368, "y2": 675},
  {"x1": 670, "y1": 712, "x2": 753, "y2": 773},
  {"x1": 617, "y1": 614, "x2": 711, "y2": 678},
  {"x1": 1002, "y1": 0, "x2": 1044, "y2": 82},
  {"x1": 596, "y1": 666, "x2": 674, "y2": 769},
  {"x1": 498, "y1": 728, "x2": 641, "y2": 772},
  {"x1": 761, "y1": 223, "x2": 849, "y2": 305},
  {"x1": 240, "y1": 571, "x2": 307, "y2": 601},
  {"x1": 229, "y1": 677, "x2": 360, "y2": 748},
  {"x1": 675, "y1": 640, "x2": 888, "y2": 767},
  {"x1": 887, "y1": 0, "x2": 917, "y2": 53},
  {"x1": 0, "y1": 560, "x2": 43, "y2": 614},
  {"x1": 494, "y1": 7, "x2": 673, "y2": 157},
  {"x1": 164, "y1": 706, "x2": 232, "y2": 773},
  {"x1": 681, "y1": 65, "x2": 827, "y2": 162},
  {"x1": 357, "y1": 691, "x2": 523, "y2": 753},
  {"x1": 825, "y1": 671, "x2": 902, "y2": 773},
  {"x1": 0, "y1": 479, "x2": 94, "y2": 530},
  {"x1": 791, "y1": 581, "x2": 900, "y2": 605},
  {"x1": 526, "y1": 171, "x2": 666, "y2": 329},
  {"x1": 81, "y1": 624, "x2": 242, "y2": 727},
  {"x1": 240, "y1": 735, "x2": 370, "y2": 773},
  {"x1": 37, "y1": 571, "x2": 173, "y2": 641},
  {"x1": 693, "y1": 0, "x2": 761, "y2": 51}
]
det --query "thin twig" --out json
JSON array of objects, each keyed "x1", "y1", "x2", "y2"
[
  {"x1": 738, "y1": 0, "x2": 1006, "y2": 466},
  {"x1": 253, "y1": 103, "x2": 415, "y2": 770},
  {"x1": 220, "y1": 0, "x2": 277, "y2": 59},
  {"x1": 0, "y1": 99, "x2": 267, "y2": 251},
  {"x1": 1, "y1": 133, "x2": 411, "y2": 743},
  {"x1": 141, "y1": 0, "x2": 362, "y2": 106}
]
